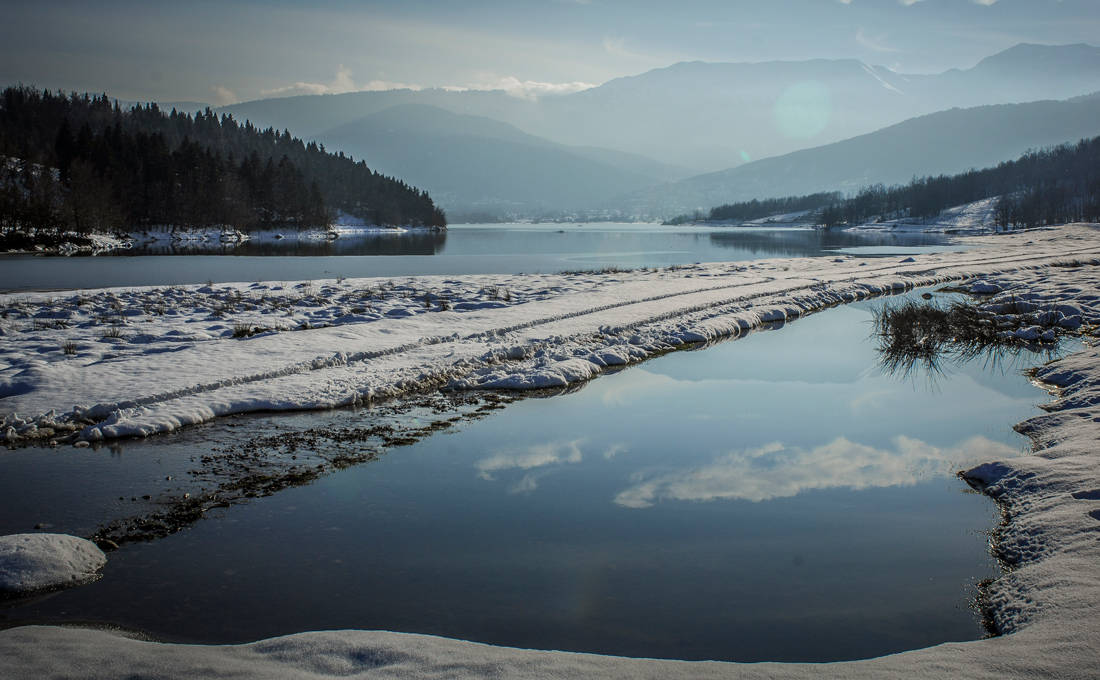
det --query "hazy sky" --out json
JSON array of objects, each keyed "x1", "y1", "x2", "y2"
[{"x1": 2, "y1": 0, "x2": 1097, "y2": 105}]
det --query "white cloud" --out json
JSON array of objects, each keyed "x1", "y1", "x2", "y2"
[
  {"x1": 614, "y1": 435, "x2": 1018, "y2": 508},
  {"x1": 476, "y1": 439, "x2": 586, "y2": 480},
  {"x1": 973, "y1": 0, "x2": 998, "y2": 4},
  {"x1": 444, "y1": 75, "x2": 595, "y2": 100},
  {"x1": 260, "y1": 64, "x2": 379, "y2": 97},
  {"x1": 857, "y1": 28, "x2": 901, "y2": 53},
  {"x1": 898, "y1": 0, "x2": 924, "y2": 5},
  {"x1": 362, "y1": 80, "x2": 422, "y2": 92},
  {"x1": 210, "y1": 85, "x2": 237, "y2": 105},
  {"x1": 603, "y1": 443, "x2": 628, "y2": 460}
]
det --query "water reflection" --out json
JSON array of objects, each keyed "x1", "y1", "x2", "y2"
[
  {"x1": 872, "y1": 297, "x2": 1074, "y2": 380},
  {"x1": 0, "y1": 224, "x2": 960, "y2": 292},
  {"x1": 0, "y1": 288, "x2": 1029, "y2": 662},
  {"x1": 614, "y1": 435, "x2": 1016, "y2": 507},
  {"x1": 128, "y1": 230, "x2": 448, "y2": 256},
  {"x1": 476, "y1": 439, "x2": 586, "y2": 493},
  {"x1": 708, "y1": 228, "x2": 950, "y2": 258}
]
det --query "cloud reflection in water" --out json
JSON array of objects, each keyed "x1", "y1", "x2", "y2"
[{"x1": 614, "y1": 435, "x2": 1018, "y2": 507}]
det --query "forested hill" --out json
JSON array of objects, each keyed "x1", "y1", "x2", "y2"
[
  {"x1": 0, "y1": 86, "x2": 446, "y2": 233},
  {"x1": 673, "y1": 136, "x2": 1100, "y2": 230}
]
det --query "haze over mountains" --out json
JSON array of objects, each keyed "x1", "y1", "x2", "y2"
[
  {"x1": 219, "y1": 43, "x2": 1100, "y2": 220},
  {"x1": 634, "y1": 93, "x2": 1100, "y2": 217}
]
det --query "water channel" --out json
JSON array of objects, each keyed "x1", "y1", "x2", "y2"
[{"x1": 0, "y1": 289, "x2": 1056, "y2": 662}]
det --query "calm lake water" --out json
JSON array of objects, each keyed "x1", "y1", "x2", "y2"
[
  {"x1": 0, "y1": 291, "x2": 1050, "y2": 662},
  {"x1": 0, "y1": 223, "x2": 962, "y2": 291}
]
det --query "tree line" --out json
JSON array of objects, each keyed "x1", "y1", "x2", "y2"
[
  {"x1": 816, "y1": 137, "x2": 1100, "y2": 229},
  {"x1": 666, "y1": 192, "x2": 842, "y2": 225},
  {"x1": 0, "y1": 86, "x2": 446, "y2": 234}
]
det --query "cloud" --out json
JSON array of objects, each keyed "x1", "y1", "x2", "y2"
[
  {"x1": 898, "y1": 0, "x2": 924, "y2": 5},
  {"x1": 603, "y1": 443, "x2": 628, "y2": 460},
  {"x1": 444, "y1": 75, "x2": 594, "y2": 100},
  {"x1": 210, "y1": 85, "x2": 237, "y2": 106},
  {"x1": 260, "y1": 64, "x2": 380, "y2": 97},
  {"x1": 856, "y1": 27, "x2": 901, "y2": 53},
  {"x1": 614, "y1": 435, "x2": 1018, "y2": 508},
  {"x1": 476, "y1": 439, "x2": 587, "y2": 494},
  {"x1": 476, "y1": 439, "x2": 586, "y2": 480},
  {"x1": 362, "y1": 80, "x2": 422, "y2": 92},
  {"x1": 972, "y1": 0, "x2": 998, "y2": 4}
]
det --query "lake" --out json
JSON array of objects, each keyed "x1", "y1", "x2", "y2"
[
  {"x1": 0, "y1": 223, "x2": 962, "y2": 291},
  {"x1": 0, "y1": 290, "x2": 1051, "y2": 662}
]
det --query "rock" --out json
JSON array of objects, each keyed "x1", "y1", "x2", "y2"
[
  {"x1": 1059, "y1": 315, "x2": 1083, "y2": 330},
  {"x1": 970, "y1": 281, "x2": 1001, "y2": 294}
]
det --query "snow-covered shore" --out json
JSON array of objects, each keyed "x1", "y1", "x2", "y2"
[
  {"x1": 684, "y1": 196, "x2": 1004, "y2": 234},
  {"x1": 2, "y1": 225, "x2": 1100, "y2": 677},
  {"x1": 3, "y1": 225, "x2": 1100, "y2": 444},
  {"x1": 1, "y1": 223, "x2": 438, "y2": 256}
]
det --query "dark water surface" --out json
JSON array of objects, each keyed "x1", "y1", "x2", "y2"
[
  {"x1": 0, "y1": 223, "x2": 961, "y2": 291},
  {"x1": 0, "y1": 291, "x2": 1050, "y2": 662}
]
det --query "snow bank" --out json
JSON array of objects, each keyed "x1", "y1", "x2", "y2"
[
  {"x1": 3, "y1": 225, "x2": 1100, "y2": 444},
  {"x1": 0, "y1": 533, "x2": 106, "y2": 594}
]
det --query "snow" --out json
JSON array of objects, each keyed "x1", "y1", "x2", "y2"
[
  {"x1": 0, "y1": 533, "x2": 106, "y2": 594},
  {"x1": 3, "y1": 225, "x2": 432, "y2": 256},
  {"x1": 847, "y1": 197, "x2": 1003, "y2": 234},
  {"x1": 2, "y1": 224, "x2": 1100, "y2": 676},
  {"x1": 3, "y1": 224, "x2": 1100, "y2": 445}
]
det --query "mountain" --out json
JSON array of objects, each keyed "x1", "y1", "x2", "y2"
[
  {"x1": 316, "y1": 104, "x2": 686, "y2": 217},
  {"x1": 223, "y1": 43, "x2": 1100, "y2": 174},
  {"x1": 216, "y1": 43, "x2": 1100, "y2": 216},
  {"x1": 627, "y1": 94, "x2": 1100, "y2": 217}
]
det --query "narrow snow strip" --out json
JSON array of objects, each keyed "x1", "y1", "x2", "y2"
[
  {"x1": 3, "y1": 225, "x2": 1100, "y2": 443},
  {"x1": 0, "y1": 534, "x2": 106, "y2": 594}
]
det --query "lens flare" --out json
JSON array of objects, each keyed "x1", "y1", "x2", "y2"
[{"x1": 773, "y1": 81, "x2": 832, "y2": 139}]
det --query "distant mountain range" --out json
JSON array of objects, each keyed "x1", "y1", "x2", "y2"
[
  {"x1": 217, "y1": 43, "x2": 1100, "y2": 219},
  {"x1": 316, "y1": 104, "x2": 686, "y2": 217},
  {"x1": 629, "y1": 94, "x2": 1100, "y2": 217}
]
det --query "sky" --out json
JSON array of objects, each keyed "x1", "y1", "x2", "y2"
[{"x1": 1, "y1": 0, "x2": 1097, "y2": 105}]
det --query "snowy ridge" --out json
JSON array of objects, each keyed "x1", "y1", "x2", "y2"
[
  {"x1": 4, "y1": 226, "x2": 1100, "y2": 443},
  {"x1": 3, "y1": 228, "x2": 1100, "y2": 676}
]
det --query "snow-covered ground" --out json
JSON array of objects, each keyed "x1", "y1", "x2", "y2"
[
  {"x1": 2, "y1": 225, "x2": 1100, "y2": 677},
  {"x1": 3, "y1": 225, "x2": 1099, "y2": 444},
  {"x1": 682, "y1": 197, "x2": 1004, "y2": 233},
  {"x1": 847, "y1": 197, "x2": 1002, "y2": 234}
]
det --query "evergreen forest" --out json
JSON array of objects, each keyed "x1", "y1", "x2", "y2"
[{"x1": 0, "y1": 86, "x2": 446, "y2": 235}]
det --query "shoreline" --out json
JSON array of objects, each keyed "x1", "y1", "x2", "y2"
[
  {"x1": 2, "y1": 226, "x2": 1098, "y2": 446},
  {"x1": 1, "y1": 226, "x2": 1098, "y2": 676},
  {"x1": 0, "y1": 224, "x2": 445, "y2": 257}
]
